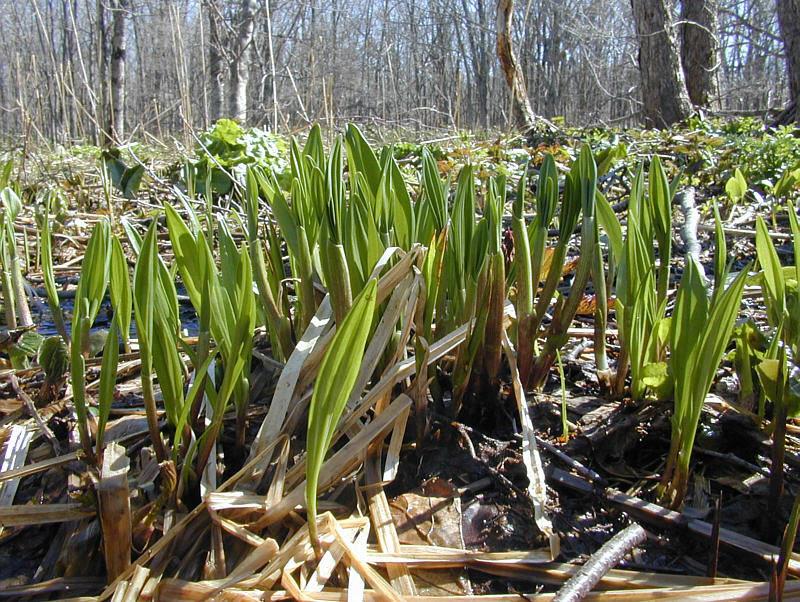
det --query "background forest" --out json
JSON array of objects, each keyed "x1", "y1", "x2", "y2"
[{"x1": 0, "y1": 0, "x2": 797, "y2": 145}]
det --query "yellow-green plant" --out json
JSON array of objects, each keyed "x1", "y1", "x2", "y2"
[
  {"x1": 0, "y1": 187, "x2": 31, "y2": 329},
  {"x1": 245, "y1": 168, "x2": 293, "y2": 362},
  {"x1": 513, "y1": 156, "x2": 559, "y2": 387},
  {"x1": 306, "y1": 278, "x2": 378, "y2": 546},
  {"x1": 37, "y1": 190, "x2": 69, "y2": 342},
  {"x1": 657, "y1": 257, "x2": 748, "y2": 507},
  {"x1": 70, "y1": 220, "x2": 112, "y2": 457},
  {"x1": 751, "y1": 209, "x2": 800, "y2": 419},
  {"x1": 612, "y1": 162, "x2": 675, "y2": 398},
  {"x1": 529, "y1": 145, "x2": 597, "y2": 389},
  {"x1": 164, "y1": 204, "x2": 257, "y2": 469},
  {"x1": 479, "y1": 175, "x2": 507, "y2": 397},
  {"x1": 133, "y1": 221, "x2": 179, "y2": 462}
]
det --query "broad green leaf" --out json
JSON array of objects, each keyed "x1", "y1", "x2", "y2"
[
  {"x1": 641, "y1": 361, "x2": 673, "y2": 398},
  {"x1": 389, "y1": 156, "x2": 414, "y2": 250},
  {"x1": 773, "y1": 168, "x2": 800, "y2": 199},
  {"x1": 303, "y1": 124, "x2": 325, "y2": 168},
  {"x1": 345, "y1": 124, "x2": 382, "y2": 197},
  {"x1": 788, "y1": 202, "x2": 800, "y2": 281},
  {"x1": 596, "y1": 190, "x2": 623, "y2": 260},
  {"x1": 1, "y1": 187, "x2": 22, "y2": 221},
  {"x1": 73, "y1": 220, "x2": 112, "y2": 336},
  {"x1": 133, "y1": 221, "x2": 158, "y2": 377},
  {"x1": 109, "y1": 235, "x2": 132, "y2": 345},
  {"x1": 711, "y1": 200, "x2": 728, "y2": 298},
  {"x1": 536, "y1": 153, "x2": 559, "y2": 225},
  {"x1": 421, "y1": 147, "x2": 447, "y2": 232},
  {"x1": 755, "y1": 215, "x2": 785, "y2": 323},
  {"x1": 725, "y1": 167, "x2": 748, "y2": 203},
  {"x1": 306, "y1": 278, "x2": 378, "y2": 539},
  {"x1": 595, "y1": 142, "x2": 627, "y2": 177},
  {"x1": 121, "y1": 217, "x2": 143, "y2": 256}
]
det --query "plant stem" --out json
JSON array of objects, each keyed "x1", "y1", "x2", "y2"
[{"x1": 141, "y1": 371, "x2": 167, "y2": 463}]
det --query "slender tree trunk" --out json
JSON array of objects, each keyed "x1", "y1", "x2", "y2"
[
  {"x1": 230, "y1": 0, "x2": 257, "y2": 122},
  {"x1": 680, "y1": 0, "x2": 720, "y2": 109},
  {"x1": 96, "y1": 0, "x2": 108, "y2": 144},
  {"x1": 496, "y1": 0, "x2": 537, "y2": 130},
  {"x1": 206, "y1": 0, "x2": 225, "y2": 122},
  {"x1": 776, "y1": 0, "x2": 800, "y2": 125},
  {"x1": 107, "y1": 0, "x2": 128, "y2": 142},
  {"x1": 631, "y1": 0, "x2": 692, "y2": 128}
]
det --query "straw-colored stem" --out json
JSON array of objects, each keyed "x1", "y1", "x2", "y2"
[
  {"x1": 483, "y1": 252, "x2": 505, "y2": 394},
  {"x1": 327, "y1": 242, "x2": 352, "y2": 326},
  {"x1": 250, "y1": 239, "x2": 292, "y2": 361},
  {"x1": 513, "y1": 213, "x2": 535, "y2": 387},
  {"x1": 10, "y1": 253, "x2": 32, "y2": 327},
  {"x1": 141, "y1": 371, "x2": 167, "y2": 463}
]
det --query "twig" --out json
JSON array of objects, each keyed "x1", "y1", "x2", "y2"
[
  {"x1": 693, "y1": 446, "x2": 769, "y2": 478},
  {"x1": 772, "y1": 492, "x2": 800, "y2": 602},
  {"x1": 9, "y1": 374, "x2": 60, "y2": 455},
  {"x1": 549, "y1": 467, "x2": 800, "y2": 575},
  {"x1": 697, "y1": 223, "x2": 792, "y2": 240},
  {"x1": 552, "y1": 522, "x2": 647, "y2": 602},
  {"x1": 707, "y1": 493, "x2": 722, "y2": 578},
  {"x1": 534, "y1": 435, "x2": 608, "y2": 487},
  {"x1": 443, "y1": 418, "x2": 529, "y2": 501}
]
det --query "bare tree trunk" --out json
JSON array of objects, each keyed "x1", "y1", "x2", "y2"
[
  {"x1": 680, "y1": 0, "x2": 720, "y2": 110},
  {"x1": 230, "y1": 0, "x2": 257, "y2": 122},
  {"x1": 108, "y1": 0, "x2": 128, "y2": 142},
  {"x1": 776, "y1": 0, "x2": 800, "y2": 126},
  {"x1": 206, "y1": 0, "x2": 225, "y2": 122},
  {"x1": 631, "y1": 0, "x2": 692, "y2": 128},
  {"x1": 96, "y1": 0, "x2": 108, "y2": 144},
  {"x1": 496, "y1": 0, "x2": 537, "y2": 130}
]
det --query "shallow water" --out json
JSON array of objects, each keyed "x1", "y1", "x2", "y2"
[{"x1": 29, "y1": 289, "x2": 200, "y2": 341}]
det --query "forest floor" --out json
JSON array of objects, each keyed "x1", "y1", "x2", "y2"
[{"x1": 1, "y1": 118, "x2": 799, "y2": 600}]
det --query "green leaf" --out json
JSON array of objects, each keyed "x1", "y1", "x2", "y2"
[
  {"x1": 306, "y1": 278, "x2": 378, "y2": 539},
  {"x1": 772, "y1": 167, "x2": 800, "y2": 198},
  {"x1": 73, "y1": 220, "x2": 112, "y2": 351},
  {"x1": 121, "y1": 217, "x2": 143, "y2": 256},
  {"x1": 96, "y1": 318, "x2": 120, "y2": 452},
  {"x1": 133, "y1": 221, "x2": 158, "y2": 376},
  {"x1": 595, "y1": 190, "x2": 623, "y2": 260},
  {"x1": 725, "y1": 167, "x2": 748, "y2": 203},
  {"x1": 757, "y1": 358, "x2": 783, "y2": 406},
  {"x1": 109, "y1": 236, "x2": 132, "y2": 345},
  {"x1": 345, "y1": 124, "x2": 382, "y2": 197},
  {"x1": 788, "y1": 202, "x2": 800, "y2": 282},
  {"x1": 421, "y1": 147, "x2": 447, "y2": 233},
  {"x1": 755, "y1": 215, "x2": 785, "y2": 324},
  {"x1": 1, "y1": 187, "x2": 22, "y2": 221},
  {"x1": 641, "y1": 361, "x2": 673, "y2": 398}
]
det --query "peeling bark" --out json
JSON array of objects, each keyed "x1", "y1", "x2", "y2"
[{"x1": 496, "y1": 0, "x2": 537, "y2": 131}]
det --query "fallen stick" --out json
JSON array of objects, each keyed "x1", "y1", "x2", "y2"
[
  {"x1": 697, "y1": 222, "x2": 792, "y2": 240},
  {"x1": 549, "y1": 467, "x2": 800, "y2": 575},
  {"x1": 534, "y1": 435, "x2": 608, "y2": 487},
  {"x1": 9, "y1": 373, "x2": 60, "y2": 455},
  {"x1": 552, "y1": 523, "x2": 647, "y2": 602}
]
